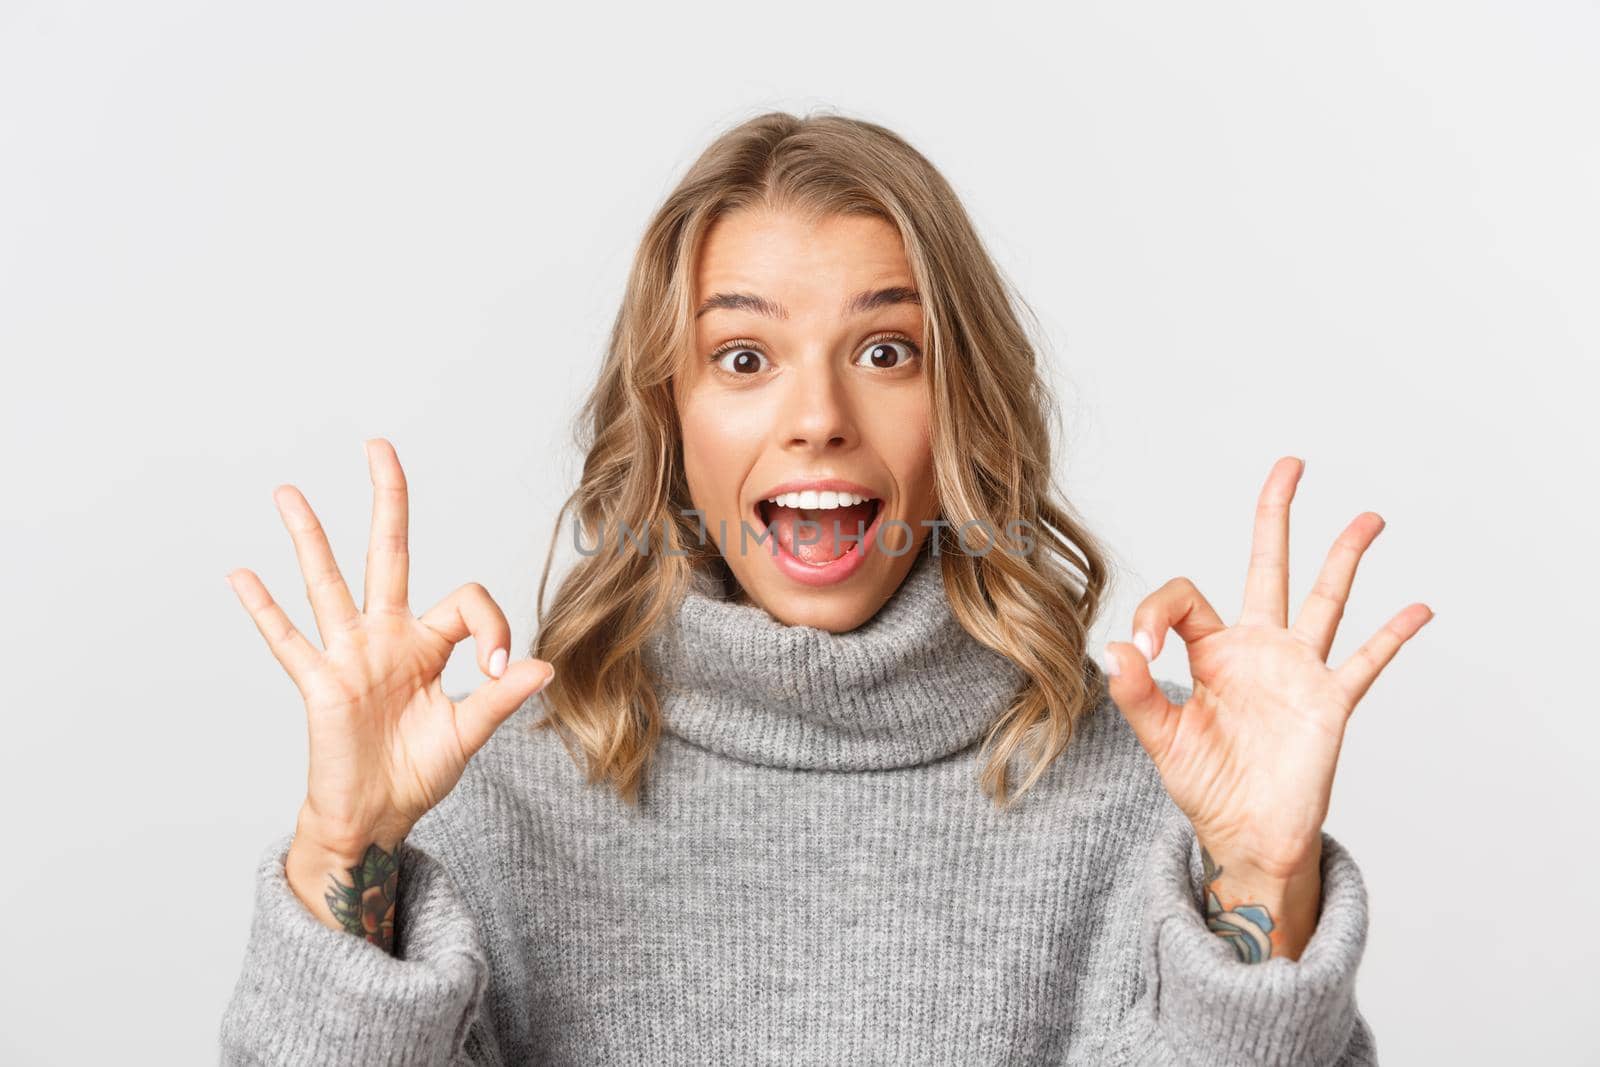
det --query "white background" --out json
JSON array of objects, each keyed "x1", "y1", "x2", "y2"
[{"x1": 2, "y1": 1, "x2": 1594, "y2": 1062}]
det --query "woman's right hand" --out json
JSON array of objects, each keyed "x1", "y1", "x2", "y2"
[{"x1": 225, "y1": 437, "x2": 554, "y2": 943}]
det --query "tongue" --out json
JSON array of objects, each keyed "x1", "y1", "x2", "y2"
[{"x1": 765, "y1": 501, "x2": 877, "y2": 564}]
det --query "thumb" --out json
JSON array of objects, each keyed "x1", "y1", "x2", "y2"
[
  {"x1": 1102, "y1": 641, "x2": 1179, "y2": 757},
  {"x1": 454, "y1": 658, "x2": 555, "y2": 755}
]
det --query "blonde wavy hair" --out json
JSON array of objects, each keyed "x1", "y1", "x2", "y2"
[{"x1": 529, "y1": 109, "x2": 1110, "y2": 810}]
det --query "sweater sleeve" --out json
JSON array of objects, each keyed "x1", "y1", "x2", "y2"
[
  {"x1": 217, "y1": 827, "x2": 495, "y2": 1065},
  {"x1": 1124, "y1": 809, "x2": 1377, "y2": 1066}
]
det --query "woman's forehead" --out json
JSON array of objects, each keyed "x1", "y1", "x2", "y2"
[{"x1": 693, "y1": 210, "x2": 913, "y2": 306}]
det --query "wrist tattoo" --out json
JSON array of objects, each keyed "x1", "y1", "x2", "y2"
[
  {"x1": 324, "y1": 843, "x2": 400, "y2": 952},
  {"x1": 1201, "y1": 846, "x2": 1275, "y2": 963}
]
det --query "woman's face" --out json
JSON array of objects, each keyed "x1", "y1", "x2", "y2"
[{"x1": 674, "y1": 207, "x2": 938, "y2": 632}]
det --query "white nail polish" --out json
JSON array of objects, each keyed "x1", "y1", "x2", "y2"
[
  {"x1": 488, "y1": 648, "x2": 508, "y2": 678},
  {"x1": 1102, "y1": 643, "x2": 1121, "y2": 678},
  {"x1": 1133, "y1": 632, "x2": 1154, "y2": 661}
]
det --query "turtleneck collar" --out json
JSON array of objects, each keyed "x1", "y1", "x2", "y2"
[{"x1": 641, "y1": 543, "x2": 1029, "y2": 771}]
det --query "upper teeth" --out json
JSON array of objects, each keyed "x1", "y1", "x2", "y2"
[{"x1": 765, "y1": 491, "x2": 872, "y2": 509}]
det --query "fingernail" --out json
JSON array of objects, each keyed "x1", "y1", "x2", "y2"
[
  {"x1": 1133, "y1": 631, "x2": 1154, "y2": 661},
  {"x1": 534, "y1": 663, "x2": 555, "y2": 691},
  {"x1": 1102, "y1": 643, "x2": 1121, "y2": 678},
  {"x1": 488, "y1": 648, "x2": 507, "y2": 678}
]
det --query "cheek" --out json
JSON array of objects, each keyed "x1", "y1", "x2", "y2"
[
  {"x1": 861, "y1": 391, "x2": 935, "y2": 499},
  {"x1": 678, "y1": 392, "x2": 766, "y2": 512}
]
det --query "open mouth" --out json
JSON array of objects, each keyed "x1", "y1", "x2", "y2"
[{"x1": 755, "y1": 494, "x2": 884, "y2": 566}]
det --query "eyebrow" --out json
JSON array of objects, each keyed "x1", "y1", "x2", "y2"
[{"x1": 694, "y1": 285, "x2": 921, "y2": 320}]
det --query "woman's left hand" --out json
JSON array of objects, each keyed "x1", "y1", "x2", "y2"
[{"x1": 1104, "y1": 456, "x2": 1432, "y2": 960}]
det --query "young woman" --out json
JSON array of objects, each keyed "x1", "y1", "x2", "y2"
[{"x1": 219, "y1": 111, "x2": 1429, "y2": 1064}]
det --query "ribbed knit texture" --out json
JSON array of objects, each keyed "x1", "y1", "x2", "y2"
[
  {"x1": 644, "y1": 546, "x2": 1030, "y2": 771},
  {"x1": 219, "y1": 543, "x2": 1377, "y2": 1065}
]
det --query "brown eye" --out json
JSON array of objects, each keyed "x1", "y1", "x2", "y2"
[
  {"x1": 856, "y1": 339, "x2": 917, "y2": 369},
  {"x1": 712, "y1": 346, "x2": 769, "y2": 375}
]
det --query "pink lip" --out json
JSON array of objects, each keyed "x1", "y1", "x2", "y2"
[{"x1": 750, "y1": 478, "x2": 888, "y2": 588}]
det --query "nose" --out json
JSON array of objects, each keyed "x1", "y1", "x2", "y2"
[{"x1": 777, "y1": 357, "x2": 856, "y2": 453}]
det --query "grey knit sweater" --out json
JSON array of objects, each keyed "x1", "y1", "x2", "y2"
[{"x1": 219, "y1": 544, "x2": 1377, "y2": 1064}]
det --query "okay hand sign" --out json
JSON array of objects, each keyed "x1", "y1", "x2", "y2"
[
  {"x1": 1105, "y1": 457, "x2": 1432, "y2": 899},
  {"x1": 225, "y1": 438, "x2": 554, "y2": 860}
]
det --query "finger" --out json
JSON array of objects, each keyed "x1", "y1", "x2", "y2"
[
  {"x1": 272, "y1": 484, "x2": 361, "y2": 646},
  {"x1": 225, "y1": 568, "x2": 323, "y2": 691},
  {"x1": 1102, "y1": 640, "x2": 1182, "y2": 761},
  {"x1": 1333, "y1": 603, "x2": 1435, "y2": 706},
  {"x1": 1239, "y1": 456, "x2": 1303, "y2": 627},
  {"x1": 453, "y1": 659, "x2": 556, "y2": 755},
  {"x1": 1291, "y1": 511, "x2": 1385, "y2": 660},
  {"x1": 418, "y1": 582, "x2": 515, "y2": 679},
  {"x1": 1131, "y1": 576, "x2": 1227, "y2": 662},
  {"x1": 363, "y1": 438, "x2": 411, "y2": 615}
]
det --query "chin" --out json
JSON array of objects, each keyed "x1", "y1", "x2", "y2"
[
  {"x1": 766, "y1": 594, "x2": 880, "y2": 633},
  {"x1": 730, "y1": 566, "x2": 888, "y2": 633}
]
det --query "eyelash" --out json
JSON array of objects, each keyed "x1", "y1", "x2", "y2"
[{"x1": 707, "y1": 332, "x2": 923, "y2": 375}]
